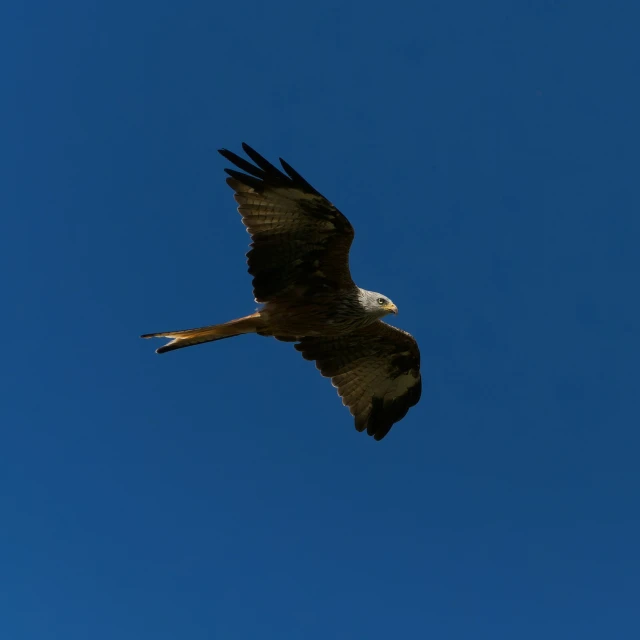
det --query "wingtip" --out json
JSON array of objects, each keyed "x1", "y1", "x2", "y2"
[
  {"x1": 373, "y1": 428, "x2": 390, "y2": 442},
  {"x1": 218, "y1": 143, "x2": 251, "y2": 153}
]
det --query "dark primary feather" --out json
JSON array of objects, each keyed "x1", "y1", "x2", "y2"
[
  {"x1": 295, "y1": 322, "x2": 422, "y2": 440},
  {"x1": 218, "y1": 143, "x2": 356, "y2": 302}
]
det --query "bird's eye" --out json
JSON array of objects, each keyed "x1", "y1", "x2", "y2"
[{"x1": 377, "y1": 298, "x2": 386, "y2": 305}]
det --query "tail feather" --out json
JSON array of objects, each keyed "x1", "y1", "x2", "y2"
[{"x1": 141, "y1": 312, "x2": 263, "y2": 354}]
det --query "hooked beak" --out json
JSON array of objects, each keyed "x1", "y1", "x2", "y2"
[{"x1": 387, "y1": 303, "x2": 398, "y2": 315}]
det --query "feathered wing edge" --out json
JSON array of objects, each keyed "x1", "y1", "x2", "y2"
[{"x1": 218, "y1": 142, "x2": 322, "y2": 196}]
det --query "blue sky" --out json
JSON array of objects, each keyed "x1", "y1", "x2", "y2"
[{"x1": 3, "y1": 1, "x2": 639, "y2": 638}]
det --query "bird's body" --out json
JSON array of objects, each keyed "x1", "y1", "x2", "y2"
[
  {"x1": 142, "y1": 144, "x2": 422, "y2": 440},
  {"x1": 260, "y1": 287, "x2": 392, "y2": 338}
]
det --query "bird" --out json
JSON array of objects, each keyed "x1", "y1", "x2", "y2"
[{"x1": 142, "y1": 143, "x2": 422, "y2": 440}]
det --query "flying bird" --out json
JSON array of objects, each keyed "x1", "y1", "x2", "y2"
[{"x1": 142, "y1": 144, "x2": 422, "y2": 440}]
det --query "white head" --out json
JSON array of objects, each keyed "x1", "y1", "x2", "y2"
[{"x1": 358, "y1": 289, "x2": 398, "y2": 318}]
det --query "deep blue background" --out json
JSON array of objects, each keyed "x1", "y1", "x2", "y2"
[{"x1": 3, "y1": 2, "x2": 639, "y2": 638}]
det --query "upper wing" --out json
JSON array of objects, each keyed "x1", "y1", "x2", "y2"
[
  {"x1": 219, "y1": 143, "x2": 355, "y2": 303},
  {"x1": 295, "y1": 322, "x2": 422, "y2": 441}
]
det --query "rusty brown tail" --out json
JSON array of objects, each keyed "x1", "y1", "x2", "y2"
[{"x1": 141, "y1": 312, "x2": 264, "y2": 354}]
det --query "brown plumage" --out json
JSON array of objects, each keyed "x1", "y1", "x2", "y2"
[
  {"x1": 295, "y1": 323, "x2": 421, "y2": 441},
  {"x1": 220, "y1": 144, "x2": 356, "y2": 302},
  {"x1": 142, "y1": 143, "x2": 422, "y2": 440}
]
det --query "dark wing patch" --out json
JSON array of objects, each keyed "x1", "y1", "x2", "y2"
[
  {"x1": 295, "y1": 322, "x2": 422, "y2": 441},
  {"x1": 218, "y1": 143, "x2": 355, "y2": 302}
]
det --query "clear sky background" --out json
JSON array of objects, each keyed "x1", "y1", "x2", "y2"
[{"x1": 3, "y1": 1, "x2": 639, "y2": 638}]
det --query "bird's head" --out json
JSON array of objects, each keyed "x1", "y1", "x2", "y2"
[{"x1": 359, "y1": 289, "x2": 398, "y2": 318}]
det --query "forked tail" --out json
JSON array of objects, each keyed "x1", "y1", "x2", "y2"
[{"x1": 141, "y1": 312, "x2": 263, "y2": 354}]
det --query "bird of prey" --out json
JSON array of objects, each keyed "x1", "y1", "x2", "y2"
[{"x1": 142, "y1": 144, "x2": 422, "y2": 440}]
